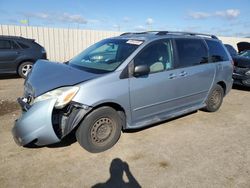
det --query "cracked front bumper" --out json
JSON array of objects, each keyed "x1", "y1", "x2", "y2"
[{"x1": 12, "y1": 98, "x2": 60, "y2": 146}]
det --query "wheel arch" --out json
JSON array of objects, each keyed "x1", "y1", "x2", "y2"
[
  {"x1": 216, "y1": 81, "x2": 226, "y2": 96},
  {"x1": 91, "y1": 102, "x2": 127, "y2": 130},
  {"x1": 16, "y1": 59, "x2": 35, "y2": 73}
]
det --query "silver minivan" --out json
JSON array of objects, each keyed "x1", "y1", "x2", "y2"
[{"x1": 12, "y1": 31, "x2": 233, "y2": 153}]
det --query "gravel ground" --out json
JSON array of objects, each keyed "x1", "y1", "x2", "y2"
[{"x1": 0, "y1": 76, "x2": 250, "y2": 188}]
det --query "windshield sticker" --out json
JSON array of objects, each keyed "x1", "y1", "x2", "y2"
[{"x1": 126, "y1": 40, "x2": 143, "y2": 45}]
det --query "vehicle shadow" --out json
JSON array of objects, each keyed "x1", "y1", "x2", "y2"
[
  {"x1": 91, "y1": 158, "x2": 141, "y2": 188},
  {"x1": 232, "y1": 84, "x2": 250, "y2": 91},
  {"x1": 0, "y1": 74, "x2": 21, "y2": 80},
  {"x1": 47, "y1": 132, "x2": 77, "y2": 148}
]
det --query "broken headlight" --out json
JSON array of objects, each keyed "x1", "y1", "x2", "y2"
[{"x1": 33, "y1": 86, "x2": 79, "y2": 109}]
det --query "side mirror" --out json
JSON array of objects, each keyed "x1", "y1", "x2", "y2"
[{"x1": 133, "y1": 65, "x2": 150, "y2": 77}]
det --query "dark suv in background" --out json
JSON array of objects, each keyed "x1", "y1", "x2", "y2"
[
  {"x1": 225, "y1": 43, "x2": 250, "y2": 87},
  {"x1": 0, "y1": 36, "x2": 47, "y2": 78}
]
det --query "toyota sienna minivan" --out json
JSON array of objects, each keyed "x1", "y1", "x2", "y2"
[{"x1": 12, "y1": 31, "x2": 233, "y2": 153}]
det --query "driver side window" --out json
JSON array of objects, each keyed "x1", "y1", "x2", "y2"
[{"x1": 134, "y1": 40, "x2": 173, "y2": 73}]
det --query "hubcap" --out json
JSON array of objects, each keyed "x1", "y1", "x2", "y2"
[
  {"x1": 90, "y1": 117, "x2": 114, "y2": 145},
  {"x1": 22, "y1": 64, "x2": 33, "y2": 77}
]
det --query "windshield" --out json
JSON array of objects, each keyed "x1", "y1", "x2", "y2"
[
  {"x1": 69, "y1": 39, "x2": 143, "y2": 73},
  {"x1": 239, "y1": 50, "x2": 250, "y2": 59}
]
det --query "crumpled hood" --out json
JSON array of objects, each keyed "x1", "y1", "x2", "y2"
[
  {"x1": 237, "y1": 42, "x2": 250, "y2": 53},
  {"x1": 25, "y1": 60, "x2": 101, "y2": 97}
]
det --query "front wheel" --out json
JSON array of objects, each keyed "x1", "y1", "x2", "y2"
[
  {"x1": 204, "y1": 84, "x2": 224, "y2": 112},
  {"x1": 76, "y1": 107, "x2": 122, "y2": 153}
]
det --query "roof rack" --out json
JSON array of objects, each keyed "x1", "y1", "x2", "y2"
[
  {"x1": 120, "y1": 31, "x2": 218, "y2": 39},
  {"x1": 120, "y1": 32, "x2": 149, "y2": 36},
  {"x1": 156, "y1": 31, "x2": 218, "y2": 39}
]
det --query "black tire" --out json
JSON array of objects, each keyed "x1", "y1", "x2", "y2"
[
  {"x1": 18, "y1": 61, "x2": 33, "y2": 78},
  {"x1": 204, "y1": 84, "x2": 224, "y2": 112},
  {"x1": 76, "y1": 107, "x2": 122, "y2": 153}
]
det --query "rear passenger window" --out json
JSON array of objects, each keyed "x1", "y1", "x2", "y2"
[
  {"x1": 17, "y1": 42, "x2": 29, "y2": 49},
  {"x1": 175, "y1": 39, "x2": 208, "y2": 68},
  {"x1": 205, "y1": 40, "x2": 229, "y2": 62},
  {"x1": 12, "y1": 41, "x2": 20, "y2": 49},
  {"x1": 0, "y1": 40, "x2": 11, "y2": 49}
]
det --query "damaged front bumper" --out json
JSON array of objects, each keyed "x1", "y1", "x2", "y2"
[
  {"x1": 233, "y1": 67, "x2": 250, "y2": 87},
  {"x1": 12, "y1": 98, "x2": 91, "y2": 146}
]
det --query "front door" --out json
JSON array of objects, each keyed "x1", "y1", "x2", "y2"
[
  {"x1": 129, "y1": 39, "x2": 182, "y2": 125},
  {"x1": 0, "y1": 39, "x2": 20, "y2": 73}
]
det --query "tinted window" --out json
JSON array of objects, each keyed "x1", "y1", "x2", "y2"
[
  {"x1": 12, "y1": 41, "x2": 20, "y2": 49},
  {"x1": 0, "y1": 40, "x2": 11, "y2": 49},
  {"x1": 134, "y1": 40, "x2": 173, "y2": 73},
  {"x1": 175, "y1": 39, "x2": 208, "y2": 68},
  {"x1": 206, "y1": 40, "x2": 229, "y2": 62},
  {"x1": 17, "y1": 41, "x2": 29, "y2": 49}
]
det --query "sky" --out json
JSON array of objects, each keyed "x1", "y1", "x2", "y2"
[{"x1": 0, "y1": 0, "x2": 250, "y2": 37}]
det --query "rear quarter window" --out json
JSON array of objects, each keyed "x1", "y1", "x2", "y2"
[{"x1": 205, "y1": 40, "x2": 229, "y2": 62}]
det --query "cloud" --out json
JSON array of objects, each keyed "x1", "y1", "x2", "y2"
[
  {"x1": 188, "y1": 12, "x2": 210, "y2": 19},
  {"x1": 21, "y1": 12, "x2": 88, "y2": 24},
  {"x1": 59, "y1": 13, "x2": 87, "y2": 24},
  {"x1": 146, "y1": 18, "x2": 154, "y2": 25},
  {"x1": 88, "y1": 19, "x2": 100, "y2": 24},
  {"x1": 215, "y1": 9, "x2": 240, "y2": 19},
  {"x1": 123, "y1": 17, "x2": 130, "y2": 23},
  {"x1": 233, "y1": 31, "x2": 250, "y2": 37},
  {"x1": 134, "y1": 25, "x2": 146, "y2": 31},
  {"x1": 188, "y1": 9, "x2": 240, "y2": 20}
]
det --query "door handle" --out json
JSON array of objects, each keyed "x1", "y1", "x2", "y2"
[
  {"x1": 168, "y1": 73, "x2": 176, "y2": 79},
  {"x1": 179, "y1": 71, "x2": 187, "y2": 77}
]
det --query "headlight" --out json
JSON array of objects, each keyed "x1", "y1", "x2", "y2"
[
  {"x1": 245, "y1": 70, "x2": 250, "y2": 76},
  {"x1": 33, "y1": 86, "x2": 79, "y2": 109}
]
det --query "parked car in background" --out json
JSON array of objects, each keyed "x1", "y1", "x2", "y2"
[
  {"x1": 13, "y1": 31, "x2": 233, "y2": 153},
  {"x1": 0, "y1": 36, "x2": 47, "y2": 78},
  {"x1": 225, "y1": 43, "x2": 250, "y2": 87}
]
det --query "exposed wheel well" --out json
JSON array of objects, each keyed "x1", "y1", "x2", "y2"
[
  {"x1": 92, "y1": 103, "x2": 126, "y2": 130},
  {"x1": 217, "y1": 81, "x2": 226, "y2": 96}
]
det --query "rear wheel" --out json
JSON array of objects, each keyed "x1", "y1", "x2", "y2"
[
  {"x1": 76, "y1": 107, "x2": 122, "y2": 153},
  {"x1": 204, "y1": 84, "x2": 224, "y2": 112},
  {"x1": 18, "y1": 61, "x2": 33, "y2": 78}
]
